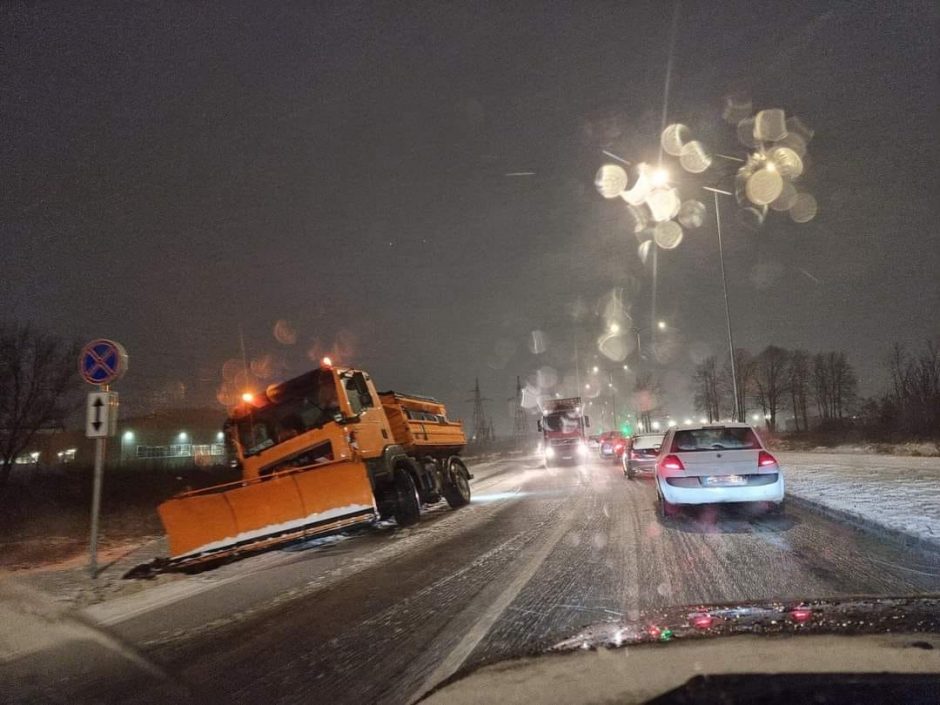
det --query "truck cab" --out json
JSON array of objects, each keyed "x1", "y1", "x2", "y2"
[{"x1": 537, "y1": 397, "x2": 590, "y2": 466}]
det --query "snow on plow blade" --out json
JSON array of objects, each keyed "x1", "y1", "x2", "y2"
[{"x1": 158, "y1": 460, "x2": 377, "y2": 563}]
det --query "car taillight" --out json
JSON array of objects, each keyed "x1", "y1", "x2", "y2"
[
  {"x1": 758, "y1": 450, "x2": 778, "y2": 467},
  {"x1": 615, "y1": 442, "x2": 624, "y2": 451},
  {"x1": 659, "y1": 454, "x2": 685, "y2": 471}
]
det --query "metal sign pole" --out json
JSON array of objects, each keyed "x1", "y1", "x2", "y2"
[{"x1": 89, "y1": 433, "x2": 106, "y2": 578}]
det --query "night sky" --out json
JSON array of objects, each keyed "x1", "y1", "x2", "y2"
[{"x1": 2, "y1": 1, "x2": 937, "y2": 430}]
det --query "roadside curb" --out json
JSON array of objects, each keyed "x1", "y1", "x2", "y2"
[{"x1": 786, "y1": 493, "x2": 940, "y2": 558}]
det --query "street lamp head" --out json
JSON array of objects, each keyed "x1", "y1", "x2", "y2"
[
  {"x1": 609, "y1": 322, "x2": 620, "y2": 334},
  {"x1": 123, "y1": 430, "x2": 134, "y2": 441},
  {"x1": 651, "y1": 168, "x2": 670, "y2": 187},
  {"x1": 657, "y1": 320, "x2": 667, "y2": 331}
]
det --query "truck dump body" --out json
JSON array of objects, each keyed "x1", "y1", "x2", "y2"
[{"x1": 379, "y1": 391, "x2": 466, "y2": 457}]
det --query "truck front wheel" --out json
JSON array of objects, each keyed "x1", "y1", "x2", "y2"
[
  {"x1": 391, "y1": 467, "x2": 421, "y2": 527},
  {"x1": 443, "y1": 458, "x2": 471, "y2": 509}
]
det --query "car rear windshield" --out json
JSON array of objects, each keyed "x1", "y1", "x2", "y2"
[
  {"x1": 671, "y1": 427, "x2": 760, "y2": 452},
  {"x1": 633, "y1": 434, "x2": 664, "y2": 449}
]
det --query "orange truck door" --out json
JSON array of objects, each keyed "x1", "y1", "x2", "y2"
[{"x1": 340, "y1": 370, "x2": 392, "y2": 457}]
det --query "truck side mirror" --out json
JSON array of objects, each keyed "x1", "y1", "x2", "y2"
[
  {"x1": 536, "y1": 419, "x2": 543, "y2": 432},
  {"x1": 584, "y1": 416, "x2": 590, "y2": 427}
]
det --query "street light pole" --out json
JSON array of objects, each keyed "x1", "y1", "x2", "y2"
[{"x1": 705, "y1": 187, "x2": 739, "y2": 421}]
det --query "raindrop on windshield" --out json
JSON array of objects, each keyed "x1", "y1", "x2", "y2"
[
  {"x1": 654, "y1": 221, "x2": 683, "y2": 249},
  {"x1": 647, "y1": 187, "x2": 681, "y2": 222},
  {"x1": 789, "y1": 193, "x2": 818, "y2": 222},
  {"x1": 660, "y1": 123, "x2": 690, "y2": 157},
  {"x1": 529, "y1": 330, "x2": 547, "y2": 354},
  {"x1": 273, "y1": 319, "x2": 297, "y2": 345},
  {"x1": 595, "y1": 164, "x2": 628, "y2": 198},
  {"x1": 677, "y1": 199, "x2": 706, "y2": 229},
  {"x1": 770, "y1": 181, "x2": 797, "y2": 211},
  {"x1": 679, "y1": 141, "x2": 711, "y2": 173},
  {"x1": 768, "y1": 146, "x2": 803, "y2": 178},
  {"x1": 754, "y1": 108, "x2": 787, "y2": 142},
  {"x1": 745, "y1": 168, "x2": 784, "y2": 206},
  {"x1": 722, "y1": 94, "x2": 752, "y2": 124},
  {"x1": 736, "y1": 117, "x2": 758, "y2": 148}
]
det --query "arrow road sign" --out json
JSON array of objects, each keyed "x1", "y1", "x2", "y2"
[
  {"x1": 79, "y1": 339, "x2": 128, "y2": 386},
  {"x1": 86, "y1": 391, "x2": 118, "y2": 438}
]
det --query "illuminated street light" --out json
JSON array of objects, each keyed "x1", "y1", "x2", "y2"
[
  {"x1": 123, "y1": 430, "x2": 134, "y2": 441},
  {"x1": 651, "y1": 421, "x2": 662, "y2": 431},
  {"x1": 216, "y1": 431, "x2": 225, "y2": 441},
  {"x1": 585, "y1": 383, "x2": 591, "y2": 390},
  {"x1": 609, "y1": 322, "x2": 621, "y2": 334},
  {"x1": 592, "y1": 366, "x2": 599, "y2": 374},
  {"x1": 651, "y1": 168, "x2": 670, "y2": 187},
  {"x1": 657, "y1": 320, "x2": 667, "y2": 330},
  {"x1": 241, "y1": 392, "x2": 254, "y2": 403},
  {"x1": 178, "y1": 432, "x2": 188, "y2": 441},
  {"x1": 622, "y1": 364, "x2": 629, "y2": 371}
]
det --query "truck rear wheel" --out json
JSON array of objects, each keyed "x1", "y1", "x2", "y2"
[
  {"x1": 391, "y1": 467, "x2": 421, "y2": 527},
  {"x1": 443, "y1": 458, "x2": 471, "y2": 509}
]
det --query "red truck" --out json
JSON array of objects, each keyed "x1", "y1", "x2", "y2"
[{"x1": 537, "y1": 397, "x2": 590, "y2": 466}]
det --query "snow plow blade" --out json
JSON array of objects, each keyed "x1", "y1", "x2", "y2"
[{"x1": 156, "y1": 459, "x2": 377, "y2": 568}]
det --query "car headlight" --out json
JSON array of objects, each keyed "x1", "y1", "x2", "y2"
[
  {"x1": 545, "y1": 446, "x2": 556, "y2": 459},
  {"x1": 576, "y1": 442, "x2": 588, "y2": 456}
]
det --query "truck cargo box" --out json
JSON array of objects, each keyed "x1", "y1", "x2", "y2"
[{"x1": 379, "y1": 391, "x2": 466, "y2": 457}]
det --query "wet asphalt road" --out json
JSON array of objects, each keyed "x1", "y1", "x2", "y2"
[{"x1": 7, "y1": 455, "x2": 940, "y2": 704}]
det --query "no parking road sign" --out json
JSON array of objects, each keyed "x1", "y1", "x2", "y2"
[
  {"x1": 78, "y1": 338, "x2": 128, "y2": 578},
  {"x1": 79, "y1": 339, "x2": 128, "y2": 386}
]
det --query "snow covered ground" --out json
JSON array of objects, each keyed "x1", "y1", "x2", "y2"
[{"x1": 781, "y1": 452, "x2": 940, "y2": 550}]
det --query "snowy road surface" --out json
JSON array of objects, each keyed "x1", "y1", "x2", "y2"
[{"x1": 3, "y1": 454, "x2": 939, "y2": 704}]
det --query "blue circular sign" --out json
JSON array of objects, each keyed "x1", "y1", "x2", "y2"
[{"x1": 79, "y1": 339, "x2": 128, "y2": 385}]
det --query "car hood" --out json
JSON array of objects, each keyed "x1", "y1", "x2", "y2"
[{"x1": 552, "y1": 595, "x2": 940, "y2": 651}]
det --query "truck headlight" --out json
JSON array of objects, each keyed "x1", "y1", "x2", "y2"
[
  {"x1": 545, "y1": 446, "x2": 556, "y2": 459},
  {"x1": 577, "y1": 442, "x2": 588, "y2": 456}
]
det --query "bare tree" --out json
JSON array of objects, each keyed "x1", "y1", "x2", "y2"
[
  {"x1": 633, "y1": 372, "x2": 661, "y2": 433},
  {"x1": 812, "y1": 352, "x2": 858, "y2": 421},
  {"x1": 886, "y1": 340, "x2": 940, "y2": 437},
  {"x1": 0, "y1": 324, "x2": 79, "y2": 488},
  {"x1": 721, "y1": 348, "x2": 755, "y2": 422},
  {"x1": 787, "y1": 349, "x2": 811, "y2": 432},
  {"x1": 753, "y1": 346, "x2": 790, "y2": 432},
  {"x1": 692, "y1": 356, "x2": 722, "y2": 422}
]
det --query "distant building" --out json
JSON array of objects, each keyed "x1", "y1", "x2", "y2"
[{"x1": 24, "y1": 407, "x2": 230, "y2": 469}]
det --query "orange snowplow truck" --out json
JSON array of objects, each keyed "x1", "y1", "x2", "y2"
[{"x1": 157, "y1": 361, "x2": 472, "y2": 568}]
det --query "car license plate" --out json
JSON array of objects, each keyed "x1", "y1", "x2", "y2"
[{"x1": 705, "y1": 475, "x2": 747, "y2": 486}]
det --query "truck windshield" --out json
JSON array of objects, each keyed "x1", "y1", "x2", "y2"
[
  {"x1": 235, "y1": 370, "x2": 340, "y2": 457},
  {"x1": 542, "y1": 412, "x2": 582, "y2": 433}
]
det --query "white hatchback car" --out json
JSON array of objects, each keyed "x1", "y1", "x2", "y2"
[{"x1": 654, "y1": 423, "x2": 785, "y2": 517}]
